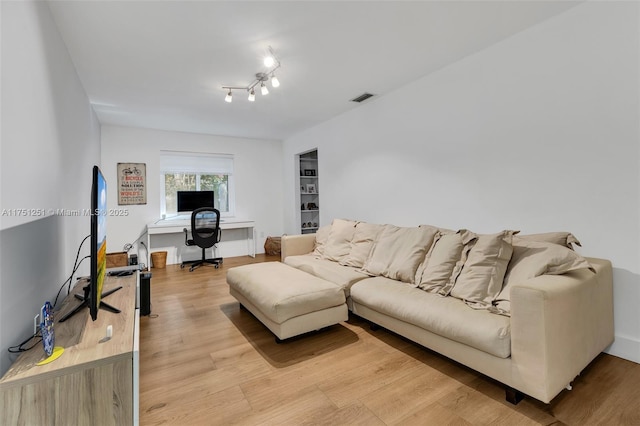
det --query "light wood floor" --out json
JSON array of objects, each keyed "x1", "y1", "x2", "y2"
[{"x1": 139, "y1": 255, "x2": 640, "y2": 425}]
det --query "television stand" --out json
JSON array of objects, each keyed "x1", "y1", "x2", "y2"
[
  {"x1": 0, "y1": 273, "x2": 140, "y2": 424},
  {"x1": 59, "y1": 284, "x2": 123, "y2": 322}
]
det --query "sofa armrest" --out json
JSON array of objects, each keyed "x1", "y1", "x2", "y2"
[
  {"x1": 509, "y1": 258, "x2": 614, "y2": 403},
  {"x1": 281, "y1": 234, "x2": 316, "y2": 262}
]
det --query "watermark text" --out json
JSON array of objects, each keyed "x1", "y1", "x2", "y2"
[{"x1": 1, "y1": 208, "x2": 130, "y2": 217}]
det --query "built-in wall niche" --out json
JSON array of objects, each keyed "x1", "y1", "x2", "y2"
[{"x1": 297, "y1": 149, "x2": 319, "y2": 234}]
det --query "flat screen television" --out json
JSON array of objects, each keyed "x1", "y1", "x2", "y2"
[
  {"x1": 59, "y1": 166, "x2": 121, "y2": 322},
  {"x1": 90, "y1": 165, "x2": 108, "y2": 320},
  {"x1": 177, "y1": 190, "x2": 215, "y2": 214}
]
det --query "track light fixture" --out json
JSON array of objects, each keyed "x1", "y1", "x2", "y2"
[{"x1": 222, "y1": 46, "x2": 281, "y2": 103}]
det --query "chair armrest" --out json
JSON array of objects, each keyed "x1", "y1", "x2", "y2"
[
  {"x1": 509, "y1": 258, "x2": 613, "y2": 403},
  {"x1": 281, "y1": 234, "x2": 316, "y2": 261}
]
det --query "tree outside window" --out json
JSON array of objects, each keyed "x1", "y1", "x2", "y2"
[{"x1": 164, "y1": 173, "x2": 229, "y2": 215}]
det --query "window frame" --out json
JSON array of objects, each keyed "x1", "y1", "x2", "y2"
[{"x1": 159, "y1": 151, "x2": 235, "y2": 218}]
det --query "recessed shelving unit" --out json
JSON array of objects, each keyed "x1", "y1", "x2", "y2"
[{"x1": 298, "y1": 149, "x2": 319, "y2": 234}]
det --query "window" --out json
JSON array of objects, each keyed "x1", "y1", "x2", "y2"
[{"x1": 160, "y1": 151, "x2": 235, "y2": 217}]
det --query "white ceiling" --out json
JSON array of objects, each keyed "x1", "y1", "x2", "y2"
[{"x1": 47, "y1": 1, "x2": 579, "y2": 141}]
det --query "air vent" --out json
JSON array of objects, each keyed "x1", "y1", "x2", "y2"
[{"x1": 350, "y1": 93, "x2": 375, "y2": 103}]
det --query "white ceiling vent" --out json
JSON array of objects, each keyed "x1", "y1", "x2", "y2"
[{"x1": 350, "y1": 93, "x2": 375, "y2": 103}]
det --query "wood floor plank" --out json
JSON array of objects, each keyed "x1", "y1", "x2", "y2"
[
  {"x1": 239, "y1": 340, "x2": 382, "y2": 413},
  {"x1": 317, "y1": 352, "x2": 428, "y2": 408},
  {"x1": 139, "y1": 255, "x2": 640, "y2": 425},
  {"x1": 436, "y1": 385, "x2": 541, "y2": 426},
  {"x1": 298, "y1": 401, "x2": 386, "y2": 426},
  {"x1": 360, "y1": 362, "x2": 471, "y2": 424},
  {"x1": 142, "y1": 384, "x2": 252, "y2": 426},
  {"x1": 393, "y1": 401, "x2": 473, "y2": 426},
  {"x1": 549, "y1": 354, "x2": 640, "y2": 425},
  {"x1": 232, "y1": 385, "x2": 336, "y2": 425}
]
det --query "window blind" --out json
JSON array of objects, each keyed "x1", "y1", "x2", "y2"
[{"x1": 159, "y1": 151, "x2": 234, "y2": 175}]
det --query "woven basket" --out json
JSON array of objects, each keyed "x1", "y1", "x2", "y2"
[
  {"x1": 106, "y1": 252, "x2": 128, "y2": 268},
  {"x1": 264, "y1": 236, "x2": 282, "y2": 256},
  {"x1": 150, "y1": 251, "x2": 167, "y2": 269}
]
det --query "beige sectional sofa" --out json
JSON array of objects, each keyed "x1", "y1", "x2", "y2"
[{"x1": 280, "y1": 219, "x2": 614, "y2": 404}]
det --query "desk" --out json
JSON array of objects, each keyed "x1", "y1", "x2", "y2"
[{"x1": 146, "y1": 218, "x2": 255, "y2": 267}]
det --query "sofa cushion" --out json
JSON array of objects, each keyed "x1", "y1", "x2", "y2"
[
  {"x1": 492, "y1": 239, "x2": 595, "y2": 315},
  {"x1": 284, "y1": 254, "x2": 370, "y2": 296},
  {"x1": 419, "y1": 224, "x2": 455, "y2": 234},
  {"x1": 515, "y1": 232, "x2": 581, "y2": 249},
  {"x1": 350, "y1": 277, "x2": 511, "y2": 358},
  {"x1": 416, "y1": 230, "x2": 477, "y2": 294},
  {"x1": 339, "y1": 222, "x2": 384, "y2": 268},
  {"x1": 450, "y1": 231, "x2": 515, "y2": 309},
  {"x1": 323, "y1": 219, "x2": 358, "y2": 262},
  {"x1": 362, "y1": 225, "x2": 438, "y2": 284},
  {"x1": 312, "y1": 225, "x2": 331, "y2": 257}
]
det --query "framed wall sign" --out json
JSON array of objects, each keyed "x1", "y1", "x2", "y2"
[{"x1": 117, "y1": 163, "x2": 147, "y2": 205}]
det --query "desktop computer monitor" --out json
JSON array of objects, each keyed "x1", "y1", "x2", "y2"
[{"x1": 176, "y1": 191, "x2": 214, "y2": 214}]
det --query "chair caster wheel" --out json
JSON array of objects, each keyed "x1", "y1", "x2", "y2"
[
  {"x1": 180, "y1": 264, "x2": 185, "y2": 269},
  {"x1": 215, "y1": 264, "x2": 220, "y2": 269}
]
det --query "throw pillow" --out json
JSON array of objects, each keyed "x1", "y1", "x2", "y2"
[
  {"x1": 515, "y1": 232, "x2": 581, "y2": 249},
  {"x1": 362, "y1": 225, "x2": 438, "y2": 284},
  {"x1": 492, "y1": 239, "x2": 594, "y2": 315},
  {"x1": 413, "y1": 225, "x2": 446, "y2": 284},
  {"x1": 312, "y1": 225, "x2": 331, "y2": 257},
  {"x1": 419, "y1": 224, "x2": 455, "y2": 235},
  {"x1": 416, "y1": 229, "x2": 477, "y2": 294},
  {"x1": 339, "y1": 222, "x2": 384, "y2": 268},
  {"x1": 322, "y1": 219, "x2": 358, "y2": 262},
  {"x1": 450, "y1": 230, "x2": 516, "y2": 309}
]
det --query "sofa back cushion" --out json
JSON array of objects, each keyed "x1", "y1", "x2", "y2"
[
  {"x1": 492, "y1": 238, "x2": 594, "y2": 315},
  {"x1": 416, "y1": 229, "x2": 477, "y2": 293},
  {"x1": 322, "y1": 219, "x2": 358, "y2": 262},
  {"x1": 515, "y1": 232, "x2": 581, "y2": 249},
  {"x1": 339, "y1": 222, "x2": 384, "y2": 268},
  {"x1": 362, "y1": 225, "x2": 437, "y2": 284},
  {"x1": 450, "y1": 230, "x2": 515, "y2": 308},
  {"x1": 506, "y1": 238, "x2": 594, "y2": 282},
  {"x1": 312, "y1": 225, "x2": 331, "y2": 257}
]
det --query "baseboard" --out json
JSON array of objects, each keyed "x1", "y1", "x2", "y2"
[{"x1": 605, "y1": 335, "x2": 640, "y2": 364}]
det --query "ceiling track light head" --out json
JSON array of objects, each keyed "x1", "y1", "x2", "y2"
[{"x1": 271, "y1": 74, "x2": 280, "y2": 88}]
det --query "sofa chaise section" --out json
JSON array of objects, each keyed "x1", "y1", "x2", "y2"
[{"x1": 227, "y1": 262, "x2": 348, "y2": 341}]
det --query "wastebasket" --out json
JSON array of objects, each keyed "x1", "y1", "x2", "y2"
[{"x1": 150, "y1": 251, "x2": 167, "y2": 269}]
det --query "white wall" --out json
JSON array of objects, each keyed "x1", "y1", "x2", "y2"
[
  {"x1": 0, "y1": 2, "x2": 101, "y2": 375},
  {"x1": 283, "y1": 2, "x2": 640, "y2": 363},
  {"x1": 100, "y1": 125, "x2": 284, "y2": 265}
]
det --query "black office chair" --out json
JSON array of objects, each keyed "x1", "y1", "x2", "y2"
[{"x1": 181, "y1": 207, "x2": 223, "y2": 271}]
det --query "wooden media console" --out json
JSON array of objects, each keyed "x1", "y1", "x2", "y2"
[{"x1": 0, "y1": 273, "x2": 140, "y2": 425}]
